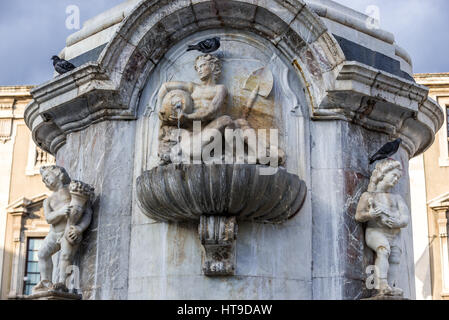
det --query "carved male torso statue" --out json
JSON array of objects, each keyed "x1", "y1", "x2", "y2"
[{"x1": 156, "y1": 53, "x2": 284, "y2": 166}]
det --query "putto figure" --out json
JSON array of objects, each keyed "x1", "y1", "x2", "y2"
[
  {"x1": 355, "y1": 159, "x2": 410, "y2": 297},
  {"x1": 156, "y1": 53, "x2": 284, "y2": 165},
  {"x1": 33, "y1": 166, "x2": 94, "y2": 293}
]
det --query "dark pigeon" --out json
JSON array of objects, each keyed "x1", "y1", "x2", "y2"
[
  {"x1": 51, "y1": 56, "x2": 76, "y2": 75},
  {"x1": 187, "y1": 37, "x2": 221, "y2": 53},
  {"x1": 369, "y1": 138, "x2": 402, "y2": 164}
]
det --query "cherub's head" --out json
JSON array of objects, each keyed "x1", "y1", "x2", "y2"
[
  {"x1": 40, "y1": 165, "x2": 71, "y2": 191},
  {"x1": 367, "y1": 159, "x2": 402, "y2": 192},
  {"x1": 194, "y1": 54, "x2": 221, "y2": 82}
]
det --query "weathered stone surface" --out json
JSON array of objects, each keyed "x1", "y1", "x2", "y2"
[{"x1": 57, "y1": 120, "x2": 136, "y2": 300}]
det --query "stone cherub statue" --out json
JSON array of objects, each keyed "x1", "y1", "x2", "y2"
[
  {"x1": 156, "y1": 53, "x2": 284, "y2": 165},
  {"x1": 33, "y1": 166, "x2": 94, "y2": 293},
  {"x1": 355, "y1": 159, "x2": 410, "y2": 297}
]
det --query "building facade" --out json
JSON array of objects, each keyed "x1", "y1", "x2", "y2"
[
  {"x1": 411, "y1": 74, "x2": 449, "y2": 300},
  {"x1": 0, "y1": 86, "x2": 54, "y2": 299}
]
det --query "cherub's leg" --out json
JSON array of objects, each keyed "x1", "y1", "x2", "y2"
[
  {"x1": 388, "y1": 245, "x2": 403, "y2": 296},
  {"x1": 37, "y1": 232, "x2": 60, "y2": 283},
  {"x1": 56, "y1": 237, "x2": 79, "y2": 291},
  {"x1": 366, "y1": 229, "x2": 392, "y2": 295},
  {"x1": 375, "y1": 245, "x2": 392, "y2": 294}
]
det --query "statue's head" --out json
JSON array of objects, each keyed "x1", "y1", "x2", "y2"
[
  {"x1": 194, "y1": 54, "x2": 221, "y2": 82},
  {"x1": 367, "y1": 159, "x2": 402, "y2": 192},
  {"x1": 40, "y1": 165, "x2": 71, "y2": 191}
]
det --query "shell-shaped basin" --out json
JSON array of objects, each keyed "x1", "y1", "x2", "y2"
[{"x1": 136, "y1": 164, "x2": 307, "y2": 224}]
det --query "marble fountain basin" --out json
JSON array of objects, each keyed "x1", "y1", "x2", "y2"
[{"x1": 136, "y1": 164, "x2": 307, "y2": 224}]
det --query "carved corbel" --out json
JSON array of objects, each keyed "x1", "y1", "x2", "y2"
[{"x1": 199, "y1": 216, "x2": 238, "y2": 276}]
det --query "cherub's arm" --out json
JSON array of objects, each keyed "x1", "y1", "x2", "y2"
[
  {"x1": 43, "y1": 199, "x2": 67, "y2": 225},
  {"x1": 187, "y1": 85, "x2": 227, "y2": 121},
  {"x1": 355, "y1": 193, "x2": 376, "y2": 223},
  {"x1": 394, "y1": 196, "x2": 410, "y2": 228},
  {"x1": 75, "y1": 205, "x2": 93, "y2": 233}
]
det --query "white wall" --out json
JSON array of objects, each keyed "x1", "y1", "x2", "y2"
[{"x1": 409, "y1": 154, "x2": 433, "y2": 300}]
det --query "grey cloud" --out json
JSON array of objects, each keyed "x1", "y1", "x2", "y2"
[
  {"x1": 0, "y1": 0, "x2": 123, "y2": 85},
  {"x1": 334, "y1": 0, "x2": 449, "y2": 73},
  {"x1": 0, "y1": 0, "x2": 447, "y2": 86}
]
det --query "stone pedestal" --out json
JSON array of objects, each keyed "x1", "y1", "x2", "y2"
[{"x1": 15, "y1": 291, "x2": 82, "y2": 300}]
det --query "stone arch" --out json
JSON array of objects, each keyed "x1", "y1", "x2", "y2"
[
  {"x1": 25, "y1": 0, "x2": 442, "y2": 158},
  {"x1": 98, "y1": 0, "x2": 345, "y2": 117}
]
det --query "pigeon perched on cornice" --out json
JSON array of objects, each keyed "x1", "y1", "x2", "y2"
[
  {"x1": 187, "y1": 37, "x2": 221, "y2": 53},
  {"x1": 369, "y1": 138, "x2": 402, "y2": 164},
  {"x1": 51, "y1": 56, "x2": 76, "y2": 75}
]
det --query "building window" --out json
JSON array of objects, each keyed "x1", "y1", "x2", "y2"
[
  {"x1": 34, "y1": 147, "x2": 54, "y2": 168},
  {"x1": 23, "y1": 238, "x2": 44, "y2": 295},
  {"x1": 25, "y1": 138, "x2": 55, "y2": 176}
]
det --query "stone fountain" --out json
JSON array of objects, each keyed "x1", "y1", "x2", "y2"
[{"x1": 24, "y1": 0, "x2": 443, "y2": 299}]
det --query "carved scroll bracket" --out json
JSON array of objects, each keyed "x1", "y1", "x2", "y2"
[{"x1": 199, "y1": 216, "x2": 238, "y2": 276}]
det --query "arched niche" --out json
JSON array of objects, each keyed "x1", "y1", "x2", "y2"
[
  {"x1": 135, "y1": 29, "x2": 311, "y2": 176},
  {"x1": 132, "y1": 27, "x2": 315, "y2": 276},
  {"x1": 25, "y1": 0, "x2": 442, "y2": 159}
]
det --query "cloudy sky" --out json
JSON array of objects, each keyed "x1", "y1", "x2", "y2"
[{"x1": 0, "y1": 0, "x2": 448, "y2": 85}]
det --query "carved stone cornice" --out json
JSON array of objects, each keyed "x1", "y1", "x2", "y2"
[
  {"x1": 314, "y1": 62, "x2": 444, "y2": 157},
  {"x1": 24, "y1": 63, "x2": 130, "y2": 153},
  {"x1": 24, "y1": 0, "x2": 345, "y2": 155}
]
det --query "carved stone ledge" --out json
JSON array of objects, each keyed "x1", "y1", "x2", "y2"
[
  {"x1": 24, "y1": 63, "x2": 132, "y2": 154},
  {"x1": 199, "y1": 216, "x2": 238, "y2": 276},
  {"x1": 313, "y1": 61, "x2": 444, "y2": 158},
  {"x1": 15, "y1": 290, "x2": 82, "y2": 300}
]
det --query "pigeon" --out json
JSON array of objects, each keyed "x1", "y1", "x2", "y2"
[
  {"x1": 369, "y1": 138, "x2": 402, "y2": 164},
  {"x1": 51, "y1": 56, "x2": 76, "y2": 75},
  {"x1": 187, "y1": 37, "x2": 221, "y2": 53}
]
